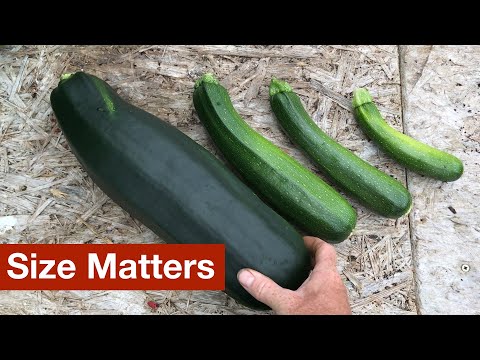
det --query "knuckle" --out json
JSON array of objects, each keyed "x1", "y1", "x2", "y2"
[
  {"x1": 322, "y1": 243, "x2": 337, "y2": 261},
  {"x1": 333, "y1": 272, "x2": 344, "y2": 285},
  {"x1": 254, "y1": 279, "x2": 269, "y2": 299},
  {"x1": 322, "y1": 242, "x2": 335, "y2": 254}
]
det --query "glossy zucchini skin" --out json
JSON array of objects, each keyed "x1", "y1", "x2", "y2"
[
  {"x1": 193, "y1": 74, "x2": 357, "y2": 243},
  {"x1": 50, "y1": 72, "x2": 312, "y2": 310},
  {"x1": 269, "y1": 79, "x2": 412, "y2": 218},
  {"x1": 353, "y1": 88, "x2": 464, "y2": 182}
]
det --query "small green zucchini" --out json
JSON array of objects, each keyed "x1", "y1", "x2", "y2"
[
  {"x1": 193, "y1": 74, "x2": 357, "y2": 243},
  {"x1": 269, "y1": 78, "x2": 412, "y2": 218},
  {"x1": 353, "y1": 88, "x2": 463, "y2": 182}
]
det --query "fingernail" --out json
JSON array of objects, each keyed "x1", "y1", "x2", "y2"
[{"x1": 237, "y1": 269, "x2": 255, "y2": 288}]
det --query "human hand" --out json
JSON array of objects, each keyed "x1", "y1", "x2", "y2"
[{"x1": 237, "y1": 236, "x2": 351, "y2": 315}]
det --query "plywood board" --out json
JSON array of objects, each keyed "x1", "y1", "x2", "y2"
[{"x1": 400, "y1": 45, "x2": 480, "y2": 314}]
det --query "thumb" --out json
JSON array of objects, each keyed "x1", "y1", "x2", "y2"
[{"x1": 237, "y1": 268, "x2": 290, "y2": 310}]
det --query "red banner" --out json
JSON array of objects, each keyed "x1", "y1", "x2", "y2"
[{"x1": 0, "y1": 244, "x2": 225, "y2": 290}]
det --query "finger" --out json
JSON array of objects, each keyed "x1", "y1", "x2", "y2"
[
  {"x1": 303, "y1": 236, "x2": 337, "y2": 270},
  {"x1": 237, "y1": 268, "x2": 292, "y2": 310}
]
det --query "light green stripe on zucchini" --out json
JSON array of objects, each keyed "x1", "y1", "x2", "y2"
[
  {"x1": 91, "y1": 75, "x2": 116, "y2": 113},
  {"x1": 60, "y1": 72, "x2": 115, "y2": 113}
]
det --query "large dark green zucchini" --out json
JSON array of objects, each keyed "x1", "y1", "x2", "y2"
[
  {"x1": 193, "y1": 74, "x2": 357, "y2": 244},
  {"x1": 50, "y1": 72, "x2": 311, "y2": 310},
  {"x1": 353, "y1": 88, "x2": 464, "y2": 182},
  {"x1": 269, "y1": 78, "x2": 412, "y2": 218}
]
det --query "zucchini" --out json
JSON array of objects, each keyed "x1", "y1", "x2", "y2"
[
  {"x1": 269, "y1": 78, "x2": 412, "y2": 218},
  {"x1": 353, "y1": 88, "x2": 464, "y2": 182},
  {"x1": 193, "y1": 74, "x2": 357, "y2": 243},
  {"x1": 50, "y1": 72, "x2": 312, "y2": 310}
]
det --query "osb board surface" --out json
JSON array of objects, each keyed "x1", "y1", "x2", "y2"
[
  {"x1": 0, "y1": 45, "x2": 415, "y2": 314},
  {"x1": 401, "y1": 45, "x2": 480, "y2": 314}
]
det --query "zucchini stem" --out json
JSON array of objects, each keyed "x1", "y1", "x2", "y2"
[
  {"x1": 269, "y1": 78, "x2": 293, "y2": 97},
  {"x1": 352, "y1": 88, "x2": 373, "y2": 108},
  {"x1": 59, "y1": 73, "x2": 75, "y2": 85},
  {"x1": 195, "y1": 73, "x2": 219, "y2": 89}
]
